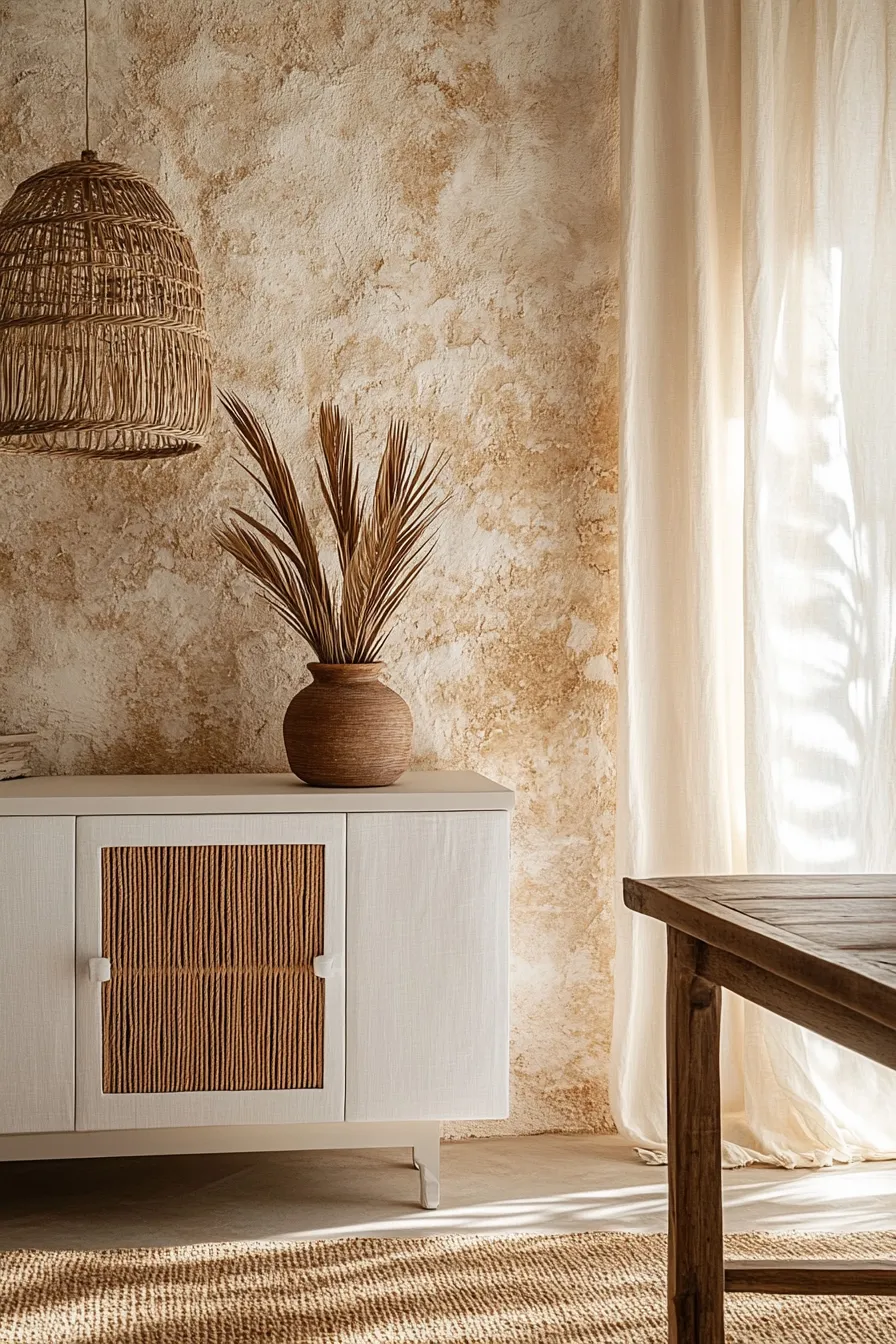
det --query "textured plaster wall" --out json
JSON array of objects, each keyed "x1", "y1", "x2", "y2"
[{"x1": 0, "y1": 0, "x2": 619, "y2": 1134}]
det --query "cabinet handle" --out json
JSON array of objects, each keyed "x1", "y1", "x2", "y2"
[
  {"x1": 89, "y1": 957, "x2": 112, "y2": 983},
  {"x1": 312, "y1": 954, "x2": 338, "y2": 979}
]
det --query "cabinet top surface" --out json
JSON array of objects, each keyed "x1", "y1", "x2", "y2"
[{"x1": 0, "y1": 770, "x2": 514, "y2": 816}]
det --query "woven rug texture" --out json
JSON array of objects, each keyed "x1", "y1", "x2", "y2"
[{"x1": 2, "y1": 1231, "x2": 896, "y2": 1343}]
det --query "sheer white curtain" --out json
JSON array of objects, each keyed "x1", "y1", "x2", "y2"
[{"x1": 612, "y1": 0, "x2": 896, "y2": 1166}]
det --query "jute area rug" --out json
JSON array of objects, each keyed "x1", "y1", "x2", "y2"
[{"x1": 2, "y1": 1231, "x2": 896, "y2": 1343}]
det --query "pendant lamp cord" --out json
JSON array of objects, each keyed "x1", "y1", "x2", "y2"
[{"x1": 83, "y1": 0, "x2": 91, "y2": 154}]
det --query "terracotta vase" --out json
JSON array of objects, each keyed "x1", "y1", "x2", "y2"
[{"x1": 283, "y1": 663, "x2": 413, "y2": 787}]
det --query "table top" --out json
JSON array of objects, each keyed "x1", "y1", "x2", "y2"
[
  {"x1": 625, "y1": 874, "x2": 896, "y2": 1031},
  {"x1": 0, "y1": 770, "x2": 515, "y2": 816}
]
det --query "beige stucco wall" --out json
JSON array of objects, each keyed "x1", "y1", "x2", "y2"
[{"x1": 0, "y1": 0, "x2": 619, "y2": 1135}]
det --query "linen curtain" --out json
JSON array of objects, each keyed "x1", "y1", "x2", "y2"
[{"x1": 612, "y1": 0, "x2": 896, "y2": 1165}]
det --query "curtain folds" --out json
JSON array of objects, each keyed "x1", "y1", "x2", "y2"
[{"x1": 612, "y1": 0, "x2": 896, "y2": 1166}]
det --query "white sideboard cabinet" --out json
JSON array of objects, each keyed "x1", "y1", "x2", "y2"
[{"x1": 0, "y1": 771, "x2": 513, "y2": 1209}]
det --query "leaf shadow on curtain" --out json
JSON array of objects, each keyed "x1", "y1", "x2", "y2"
[{"x1": 614, "y1": 0, "x2": 896, "y2": 1167}]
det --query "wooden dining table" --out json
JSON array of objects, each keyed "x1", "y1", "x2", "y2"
[{"x1": 623, "y1": 875, "x2": 896, "y2": 1344}]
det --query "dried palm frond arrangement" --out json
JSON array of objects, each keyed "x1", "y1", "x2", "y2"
[{"x1": 215, "y1": 393, "x2": 449, "y2": 664}]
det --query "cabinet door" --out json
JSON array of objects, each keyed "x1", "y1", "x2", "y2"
[
  {"x1": 75, "y1": 813, "x2": 345, "y2": 1131},
  {"x1": 345, "y1": 810, "x2": 510, "y2": 1122},
  {"x1": 0, "y1": 817, "x2": 75, "y2": 1135}
]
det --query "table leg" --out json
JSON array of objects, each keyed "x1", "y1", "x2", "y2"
[{"x1": 667, "y1": 927, "x2": 724, "y2": 1343}]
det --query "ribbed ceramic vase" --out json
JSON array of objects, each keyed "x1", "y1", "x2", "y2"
[{"x1": 283, "y1": 663, "x2": 413, "y2": 787}]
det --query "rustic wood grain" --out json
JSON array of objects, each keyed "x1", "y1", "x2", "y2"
[
  {"x1": 699, "y1": 944, "x2": 896, "y2": 1072},
  {"x1": 717, "y1": 898, "x2": 896, "y2": 921},
  {"x1": 666, "y1": 875, "x2": 896, "y2": 899},
  {"x1": 745, "y1": 924, "x2": 896, "y2": 953},
  {"x1": 725, "y1": 1260, "x2": 896, "y2": 1295},
  {"x1": 624, "y1": 877, "x2": 896, "y2": 1029},
  {"x1": 627, "y1": 874, "x2": 896, "y2": 1325},
  {"x1": 667, "y1": 927, "x2": 724, "y2": 1344}
]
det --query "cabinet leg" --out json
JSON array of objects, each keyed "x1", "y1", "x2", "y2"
[
  {"x1": 412, "y1": 1125, "x2": 441, "y2": 1210},
  {"x1": 415, "y1": 1161, "x2": 440, "y2": 1210}
]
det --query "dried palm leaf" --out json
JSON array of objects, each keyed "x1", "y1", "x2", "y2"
[
  {"x1": 316, "y1": 402, "x2": 362, "y2": 573},
  {"x1": 217, "y1": 393, "x2": 449, "y2": 664}
]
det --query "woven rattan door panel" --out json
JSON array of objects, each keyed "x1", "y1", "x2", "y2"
[
  {"x1": 76, "y1": 813, "x2": 345, "y2": 1132},
  {"x1": 102, "y1": 844, "x2": 324, "y2": 1094}
]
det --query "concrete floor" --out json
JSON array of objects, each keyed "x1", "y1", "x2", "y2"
[{"x1": 3, "y1": 1134, "x2": 896, "y2": 1250}]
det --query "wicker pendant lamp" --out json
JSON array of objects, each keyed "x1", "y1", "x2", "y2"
[{"x1": 0, "y1": 4, "x2": 211, "y2": 459}]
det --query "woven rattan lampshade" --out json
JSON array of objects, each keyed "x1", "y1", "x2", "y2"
[{"x1": 0, "y1": 150, "x2": 212, "y2": 459}]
